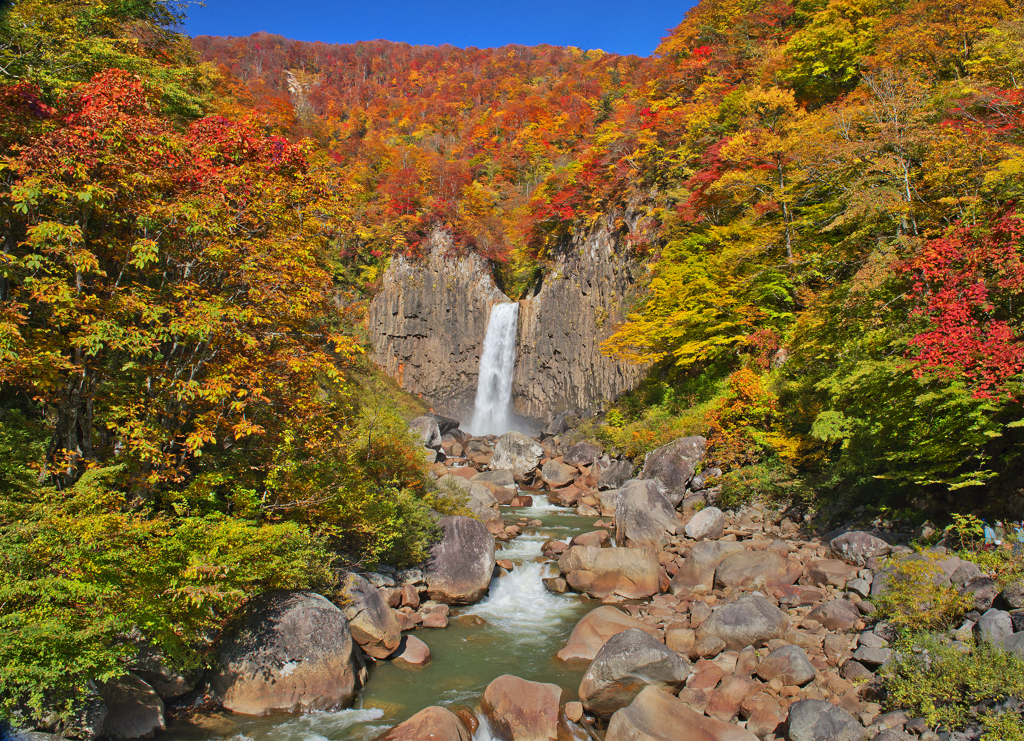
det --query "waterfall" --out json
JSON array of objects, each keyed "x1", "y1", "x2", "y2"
[{"x1": 469, "y1": 302, "x2": 519, "y2": 436}]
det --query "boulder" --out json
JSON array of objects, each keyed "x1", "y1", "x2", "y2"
[
  {"x1": 543, "y1": 411, "x2": 576, "y2": 438},
  {"x1": 436, "y1": 474, "x2": 501, "y2": 526},
  {"x1": 828, "y1": 531, "x2": 891, "y2": 567},
  {"x1": 390, "y1": 635, "x2": 431, "y2": 667},
  {"x1": 805, "y1": 600, "x2": 861, "y2": 632},
  {"x1": 426, "y1": 413, "x2": 461, "y2": 436},
  {"x1": 978, "y1": 608, "x2": 1013, "y2": 645},
  {"x1": 755, "y1": 645, "x2": 816, "y2": 687},
  {"x1": 685, "y1": 507, "x2": 726, "y2": 541},
  {"x1": 1002, "y1": 579, "x2": 1024, "y2": 609},
  {"x1": 557, "y1": 606, "x2": 661, "y2": 662},
  {"x1": 565, "y1": 441, "x2": 603, "y2": 467},
  {"x1": 807, "y1": 559, "x2": 857, "y2": 588},
  {"x1": 472, "y1": 469, "x2": 516, "y2": 487},
  {"x1": 490, "y1": 431, "x2": 545, "y2": 477},
  {"x1": 615, "y1": 479, "x2": 680, "y2": 549},
  {"x1": 714, "y1": 551, "x2": 796, "y2": 591},
  {"x1": 1001, "y1": 631, "x2": 1024, "y2": 658},
  {"x1": 480, "y1": 674, "x2": 561, "y2": 741},
  {"x1": 541, "y1": 459, "x2": 577, "y2": 488},
  {"x1": 605, "y1": 686, "x2": 759, "y2": 741},
  {"x1": 697, "y1": 594, "x2": 789, "y2": 650},
  {"x1": 599, "y1": 460, "x2": 635, "y2": 490},
  {"x1": 596, "y1": 487, "x2": 623, "y2": 517},
  {"x1": 579, "y1": 629, "x2": 691, "y2": 716},
  {"x1": 212, "y1": 591, "x2": 357, "y2": 715},
  {"x1": 339, "y1": 573, "x2": 401, "y2": 659},
  {"x1": 639, "y1": 437, "x2": 707, "y2": 505},
  {"x1": 961, "y1": 577, "x2": 1000, "y2": 613},
  {"x1": 372, "y1": 706, "x2": 471, "y2": 741},
  {"x1": 671, "y1": 541, "x2": 745, "y2": 594},
  {"x1": 424, "y1": 516, "x2": 496, "y2": 605},
  {"x1": 785, "y1": 699, "x2": 867, "y2": 741},
  {"x1": 130, "y1": 638, "x2": 202, "y2": 701},
  {"x1": 558, "y1": 545, "x2": 661, "y2": 599},
  {"x1": 98, "y1": 674, "x2": 165, "y2": 739},
  {"x1": 409, "y1": 416, "x2": 442, "y2": 450}
]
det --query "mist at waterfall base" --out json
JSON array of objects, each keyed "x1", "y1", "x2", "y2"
[{"x1": 468, "y1": 302, "x2": 519, "y2": 437}]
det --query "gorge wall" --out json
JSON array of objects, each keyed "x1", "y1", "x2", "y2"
[
  {"x1": 368, "y1": 220, "x2": 648, "y2": 425},
  {"x1": 368, "y1": 232, "x2": 509, "y2": 419}
]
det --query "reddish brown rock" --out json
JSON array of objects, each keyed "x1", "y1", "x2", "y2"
[
  {"x1": 805, "y1": 600, "x2": 861, "y2": 631},
  {"x1": 605, "y1": 686, "x2": 759, "y2": 741},
  {"x1": 481, "y1": 674, "x2": 561, "y2": 741},
  {"x1": 559, "y1": 545, "x2": 661, "y2": 600},
  {"x1": 391, "y1": 635, "x2": 431, "y2": 667},
  {"x1": 372, "y1": 706, "x2": 471, "y2": 741},
  {"x1": 556, "y1": 606, "x2": 660, "y2": 662}
]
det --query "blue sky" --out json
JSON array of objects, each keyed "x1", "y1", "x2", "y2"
[{"x1": 184, "y1": 1, "x2": 698, "y2": 57}]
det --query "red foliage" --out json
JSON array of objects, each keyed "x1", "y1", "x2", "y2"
[{"x1": 903, "y1": 213, "x2": 1024, "y2": 398}]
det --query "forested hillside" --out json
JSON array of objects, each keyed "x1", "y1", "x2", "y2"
[
  {"x1": 193, "y1": 0, "x2": 1024, "y2": 510},
  {"x1": 2, "y1": 0, "x2": 1024, "y2": 729}
]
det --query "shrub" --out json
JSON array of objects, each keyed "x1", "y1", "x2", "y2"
[
  {"x1": 881, "y1": 636, "x2": 1024, "y2": 733},
  {"x1": 874, "y1": 553, "x2": 973, "y2": 632}
]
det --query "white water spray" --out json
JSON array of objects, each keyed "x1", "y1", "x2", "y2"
[{"x1": 469, "y1": 302, "x2": 519, "y2": 436}]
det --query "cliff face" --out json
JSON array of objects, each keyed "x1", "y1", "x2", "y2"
[
  {"x1": 368, "y1": 233, "x2": 509, "y2": 419},
  {"x1": 368, "y1": 220, "x2": 647, "y2": 425},
  {"x1": 513, "y1": 217, "x2": 648, "y2": 420}
]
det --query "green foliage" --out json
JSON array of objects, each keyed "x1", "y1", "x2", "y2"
[
  {"x1": 718, "y1": 457, "x2": 808, "y2": 508},
  {"x1": 946, "y1": 513, "x2": 986, "y2": 551},
  {"x1": 874, "y1": 553, "x2": 973, "y2": 632},
  {"x1": 881, "y1": 636, "x2": 1024, "y2": 733},
  {"x1": 0, "y1": 466, "x2": 331, "y2": 724}
]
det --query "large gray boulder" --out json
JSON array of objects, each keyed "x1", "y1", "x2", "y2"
[
  {"x1": 978, "y1": 608, "x2": 1014, "y2": 645},
  {"x1": 599, "y1": 459, "x2": 634, "y2": 490},
  {"x1": 372, "y1": 706, "x2": 471, "y2": 741},
  {"x1": 785, "y1": 699, "x2": 867, "y2": 741},
  {"x1": 436, "y1": 474, "x2": 500, "y2": 525},
  {"x1": 697, "y1": 594, "x2": 789, "y2": 650},
  {"x1": 98, "y1": 673, "x2": 165, "y2": 739},
  {"x1": 828, "y1": 531, "x2": 891, "y2": 567},
  {"x1": 212, "y1": 591, "x2": 357, "y2": 715},
  {"x1": 639, "y1": 436, "x2": 707, "y2": 505},
  {"x1": 490, "y1": 431, "x2": 544, "y2": 477},
  {"x1": 541, "y1": 459, "x2": 577, "y2": 488},
  {"x1": 685, "y1": 507, "x2": 726, "y2": 541},
  {"x1": 605, "y1": 686, "x2": 758, "y2": 741},
  {"x1": 409, "y1": 416, "x2": 443, "y2": 450},
  {"x1": 579, "y1": 629, "x2": 691, "y2": 716},
  {"x1": 339, "y1": 573, "x2": 401, "y2": 659},
  {"x1": 755, "y1": 645, "x2": 816, "y2": 687},
  {"x1": 565, "y1": 441, "x2": 603, "y2": 467},
  {"x1": 615, "y1": 479, "x2": 680, "y2": 549},
  {"x1": 670, "y1": 541, "x2": 745, "y2": 594},
  {"x1": 558, "y1": 545, "x2": 661, "y2": 600},
  {"x1": 424, "y1": 516, "x2": 496, "y2": 605},
  {"x1": 481, "y1": 675, "x2": 561, "y2": 741}
]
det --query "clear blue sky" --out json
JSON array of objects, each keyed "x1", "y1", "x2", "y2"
[{"x1": 184, "y1": 1, "x2": 698, "y2": 57}]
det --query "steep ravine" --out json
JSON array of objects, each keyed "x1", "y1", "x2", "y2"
[{"x1": 368, "y1": 217, "x2": 648, "y2": 424}]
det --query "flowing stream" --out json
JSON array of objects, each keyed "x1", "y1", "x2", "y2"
[
  {"x1": 469, "y1": 302, "x2": 519, "y2": 436},
  {"x1": 165, "y1": 500, "x2": 600, "y2": 741}
]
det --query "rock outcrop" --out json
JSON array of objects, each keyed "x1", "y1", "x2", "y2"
[
  {"x1": 368, "y1": 233, "x2": 509, "y2": 418},
  {"x1": 513, "y1": 217, "x2": 648, "y2": 420}
]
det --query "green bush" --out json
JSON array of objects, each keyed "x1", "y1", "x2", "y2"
[
  {"x1": 881, "y1": 637, "x2": 1024, "y2": 733},
  {"x1": 0, "y1": 466, "x2": 332, "y2": 725},
  {"x1": 874, "y1": 552, "x2": 973, "y2": 632}
]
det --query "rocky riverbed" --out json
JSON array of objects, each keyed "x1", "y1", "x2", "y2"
[{"x1": 50, "y1": 415, "x2": 1024, "y2": 741}]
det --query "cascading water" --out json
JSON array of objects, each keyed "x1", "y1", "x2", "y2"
[{"x1": 469, "y1": 302, "x2": 519, "y2": 436}]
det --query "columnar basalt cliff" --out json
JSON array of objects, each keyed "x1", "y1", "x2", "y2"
[
  {"x1": 513, "y1": 217, "x2": 648, "y2": 421},
  {"x1": 368, "y1": 232, "x2": 509, "y2": 419},
  {"x1": 368, "y1": 220, "x2": 647, "y2": 424}
]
